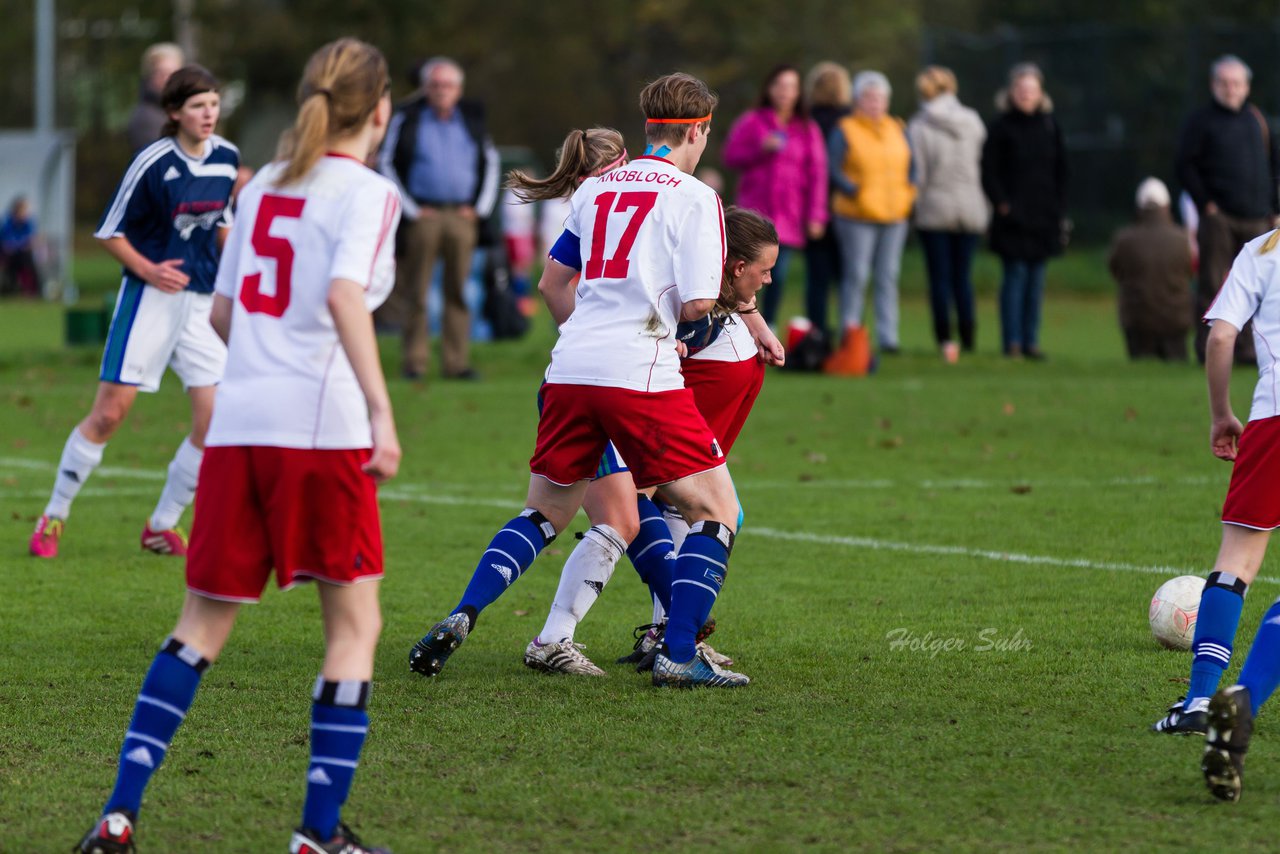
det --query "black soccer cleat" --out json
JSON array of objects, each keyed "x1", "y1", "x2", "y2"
[
  {"x1": 1202, "y1": 684, "x2": 1253, "y2": 802},
  {"x1": 1151, "y1": 697, "x2": 1209, "y2": 735},
  {"x1": 408, "y1": 612, "x2": 470, "y2": 677},
  {"x1": 74, "y1": 810, "x2": 136, "y2": 853},
  {"x1": 290, "y1": 822, "x2": 391, "y2": 854},
  {"x1": 617, "y1": 622, "x2": 664, "y2": 665}
]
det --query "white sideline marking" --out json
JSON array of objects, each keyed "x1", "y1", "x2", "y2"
[
  {"x1": 748, "y1": 526, "x2": 1280, "y2": 584},
  {"x1": 1, "y1": 457, "x2": 1258, "y2": 584},
  {"x1": 742, "y1": 474, "x2": 1218, "y2": 491}
]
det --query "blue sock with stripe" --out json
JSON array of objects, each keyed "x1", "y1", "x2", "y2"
[
  {"x1": 455, "y1": 509, "x2": 556, "y2": 624},
  {"x1": 1238, "y1": 599, "x2": 1280, "y2": 716},
  {"x1": 302, "y1": 678, "x2": 370, "y2": 839},
  {"x1": 105, "y1": 637, "x2": 208, "y2": 816},
  {"x1": 626, "y1": 495, "x2": 674, "y2": 613},
  {"x1": 664, "y1": 521, "x2": 734, "y2": 663},
  {"x1": 1187, "y1": 571, "x2": 1247, "y2": 705}
]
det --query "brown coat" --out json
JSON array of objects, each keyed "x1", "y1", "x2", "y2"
[{"x1": 1108, "y1": 207, "x2": 1193, "y2": 334}]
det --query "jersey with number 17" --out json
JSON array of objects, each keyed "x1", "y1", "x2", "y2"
[
  {"x1": 546, "y1": 155, "x2": 725, "y2": 393},
  {"x1": 207, "y1": 154, "x2": 401, "y2": 450}
]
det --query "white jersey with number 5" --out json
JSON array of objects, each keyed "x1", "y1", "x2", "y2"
[
  {"x1": 207, "y1": 154, "x2": 401, "y2": 449},
  {"x1": 546, "y1": 155, "x2": 725, "y2": 392}
]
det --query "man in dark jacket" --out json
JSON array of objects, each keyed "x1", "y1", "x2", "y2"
[
  {"x1": 1176, "y1": 54, "x2": 1280, "y2": 364},
  {"x1": 125, "y1": 43, "x2": 184, "y2": 152},
  {"x1": 1109, "y1": 178, "x2": 1193, "y2": 361},
  {"x1": 380, "y1": 57, "x2": 500, "y2": 380}
]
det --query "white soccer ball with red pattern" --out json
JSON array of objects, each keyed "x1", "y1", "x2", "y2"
[{"x1": 1149, "y1": 575, "x2": 1204, "y2": 650}]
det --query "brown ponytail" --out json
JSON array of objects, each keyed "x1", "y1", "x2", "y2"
[
  {"x1": 506, "y1": 127, "x2": 627, "y2": 202},
  {"x1": 275, "y1": 38, "x2": 389, "y2": 187}
]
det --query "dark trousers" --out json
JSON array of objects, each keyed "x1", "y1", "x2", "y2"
[
  {"x1": 1124, "y1": 327, "x2": 1188, "y2": 362},
  {"x1": 1196, "y1": 210, "x2": 1270, "y2": 364},
  {"x1": 998, "y1": 257, "x2": 1047, "y2": 354},
  {"x1": 804, "y1": 229, "x2": 841, "y2": 339},
  {"x1": 918, "y1": 230, "x2": 978, "y2": 349}
]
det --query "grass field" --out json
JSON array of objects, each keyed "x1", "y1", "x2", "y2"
[{"x1": 1, "y1": 276, "x2": 1275, "y2": 851}]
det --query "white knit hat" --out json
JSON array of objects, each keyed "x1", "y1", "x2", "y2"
[{"x1": 1136, "y1": 177, "x2": 1171, "y2": 209}]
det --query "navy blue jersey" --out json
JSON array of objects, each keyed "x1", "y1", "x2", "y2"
[{"x1": 95, "y1": 135, "x2": 239, "y2": 294}]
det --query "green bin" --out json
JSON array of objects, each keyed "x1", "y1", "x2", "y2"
[{"x1": 65, "y1": 307, "x2": 109, "y2": 346}]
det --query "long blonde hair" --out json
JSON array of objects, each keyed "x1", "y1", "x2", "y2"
[
  {"x1": 507, "y1": 128, "x2": 626, "y2": 202},
  {"x1": 275, "y1": 38, "x2": 389, "y2": 187}
]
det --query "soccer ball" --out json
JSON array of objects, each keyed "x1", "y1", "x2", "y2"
[{"x1": 1149, "y1": 575, "x2": 1204, "y2": 650}]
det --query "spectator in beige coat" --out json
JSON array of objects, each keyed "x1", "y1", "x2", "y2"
[{"x1": 907, "y1": 66, "x2": 988, "y2": 362}]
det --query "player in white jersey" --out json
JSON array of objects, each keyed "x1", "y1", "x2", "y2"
[
  {"x1": 525, "y1": 206, "x2": 782, "y2": 677},
  {"x1": 1141, "y1": 228, "x2": 1280, "y2": 801},
  {"x1": 76, "y1": 39, "x2": 400, "y2": 854},
  {"x1": 1151, "y1": 227, "x2": 1280, "y2": 743},
  {"x1": 409, "y1": 73, "x2": 753, "y2": 688},
  {"x1": 30, "y1": 65, "x2": 238, "y2": 559}
]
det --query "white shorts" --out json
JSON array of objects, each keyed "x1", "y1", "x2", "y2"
[{"x1": 99, "y1": 277, "x2": 226, "y2": 393}]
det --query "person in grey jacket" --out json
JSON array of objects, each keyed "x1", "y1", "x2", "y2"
[{"x1": 908, "y1": 66, "x2": 988, "y2": 361}]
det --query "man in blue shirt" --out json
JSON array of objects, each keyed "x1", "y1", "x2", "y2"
[{"x1": 381, "y1": 57, "x2": 500, "y2": 380}]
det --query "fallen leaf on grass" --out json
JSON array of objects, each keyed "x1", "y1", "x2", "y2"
[
  {"x1": 1002, "y1": 402, "x2": 1016, "y2": 416},
  {"x1": 513, "y1": 609, "x2": 530, "y2": 617},
  {"x1": 879, "y1": 437, "x2": 904, "y2": 449},
  {"x1": 1011, "y1": 484, "x2": 1032, "y2": 495}
]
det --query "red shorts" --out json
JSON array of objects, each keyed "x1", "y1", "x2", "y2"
[
  {"x1": 530, "y1": 384, "x2": 725, "y2": 489},
  {"x1": 1223, "y1": 416, "x2": 1280, "y2": 530},
  {"x1": 683, "y1": 357, "x2": 765, "y2": 454},
  {"x1": 186, "y1": 446, "x2": 384, "y2": 602}
]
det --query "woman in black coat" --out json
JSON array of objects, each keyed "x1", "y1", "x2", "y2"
[{"x1": 981, "y1": 63, "x2": 1068, "y2": 359}]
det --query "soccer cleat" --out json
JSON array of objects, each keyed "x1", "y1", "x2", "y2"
[
  {"x1": 74, "y1": 810, "x2": 136, "y2": 853},
  {"x1": 30, "y1": 514, "x2": 64, "y2": 558},
  {"x1": 652, "y1": 645, "x2": 750, "y2": 688},
  {"x1": 409, "y1": 612, "x2": 470, "y2": 677},
  {"x1": 633, "y1": 619, "x2": 733, "y2": 673},
  {"x1": 140, "y1": 523, "x2": 188, "y2": 556},
  {"x1": 617, "y1": 622, "x2": 663, "y2": 665},
  {"x1": 1151, "y1": 696, "x2": 1209, "y2": 735},
  {"x1": 1202, "y1": 684, "x2": 1253, "y2": 802},
  {"x1": 523, "y1": 637, "x2": 606, "y2": 676},
  {"x1": 290, "y1": 822, "x2": 391, "y2": 854}
]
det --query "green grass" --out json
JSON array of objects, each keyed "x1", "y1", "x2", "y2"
[{"x1": 0, "y1": 278, "x2": 1269, "y2": 851}]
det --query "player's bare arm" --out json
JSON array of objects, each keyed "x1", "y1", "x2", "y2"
[
  {"x1": 740, "y1": 309, "x2": 784, "y2": 366},
  {"x1": 329, "y1": 277, "x2": 401, "y2": 483},
  {"x1": 99, "y1": 235, "x2": 189, "y2": 293},
  {"x1": 680, "y1": 298, "x2": 716, "y2": 322},
  {"x1": 1206, "y1": 319, "x2": 1243, "y2": 461},
  {"x1": 210, "y1": 293, "x2": 232, "y2": 344},
  {"x1": 537, "y1": 258, "x2": 580, "y2": 326}
]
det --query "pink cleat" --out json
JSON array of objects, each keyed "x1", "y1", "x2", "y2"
[
  {"x1": 29, "y1": 515, "x2": 64, "y2": 558},
  {"x1": 140, "y1": 523, "x2": 188, "y2": 556}
]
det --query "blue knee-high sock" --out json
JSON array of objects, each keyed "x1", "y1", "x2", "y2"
[
  {"x1": 665, "y1": 521, "x2": 734, "y2": 663},
  {"x1": 105, "y1": 638, "x2": 208, "y2": 816},
  {"x1": 1187, "y1": 571, "x2": 1247, "y2": 704},
  {"x1": 1238, "y1": 599, "x2": 1280, "y2": 716},
  {"x1": 626, "y1": 495, "x2": 674, "y2": 613},
  {"x1": 454, "y1": 509, "x2": 556, "y2": 624},
  {"x1": 302, "y1": 678, "x2": 370, "y2": 840}
]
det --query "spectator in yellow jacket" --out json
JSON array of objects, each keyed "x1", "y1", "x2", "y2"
[{"x1": 828, "y1": 70, "x2": 916, "y2": 354}]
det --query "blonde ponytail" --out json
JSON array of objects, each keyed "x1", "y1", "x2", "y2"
[{"x1": 275, "y1": 38, "x2": 389, "y2": 187}]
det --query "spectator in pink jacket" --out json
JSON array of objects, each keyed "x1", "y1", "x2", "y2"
[{"x1": 723, "y1": 64, "x2": 829, "y2": 325}]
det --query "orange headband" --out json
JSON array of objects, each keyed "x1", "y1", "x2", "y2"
[{"x1": 645, "y1": 113, "x2": 712, "y2": 124}]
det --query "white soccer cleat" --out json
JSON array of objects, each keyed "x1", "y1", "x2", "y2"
[
  {"x1": 652, "y1": 646, "x2": 749, "y2": 688},
  {"x1": 523, "y1": 637, "x2": 606, "y2": 676}
]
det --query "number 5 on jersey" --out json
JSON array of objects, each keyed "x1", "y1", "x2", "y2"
[
  {"x1": 240, "y1": 194, "x2": 306, "y2": 316},
  {"x1": 585, "y1": 191, "x2": 658, "y2": 280}
]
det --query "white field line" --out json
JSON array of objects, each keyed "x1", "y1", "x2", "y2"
[
  {"x1": 0, "y1": 457, "x2": 1250, "y2": 584},
  {"x1": 0, "y1": 456, "x2": 1219, "y2": 493}
]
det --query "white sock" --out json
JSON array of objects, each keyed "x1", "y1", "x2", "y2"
[
  {"x1": 149, "y1": 438, "x2": 203, "y2": 531},
  {"x1": 539, "y1": 524, "x2": 626, "y2": 643},
  {"x1": 44, "y1": 428, "x2": 106, "y2": 519}
]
